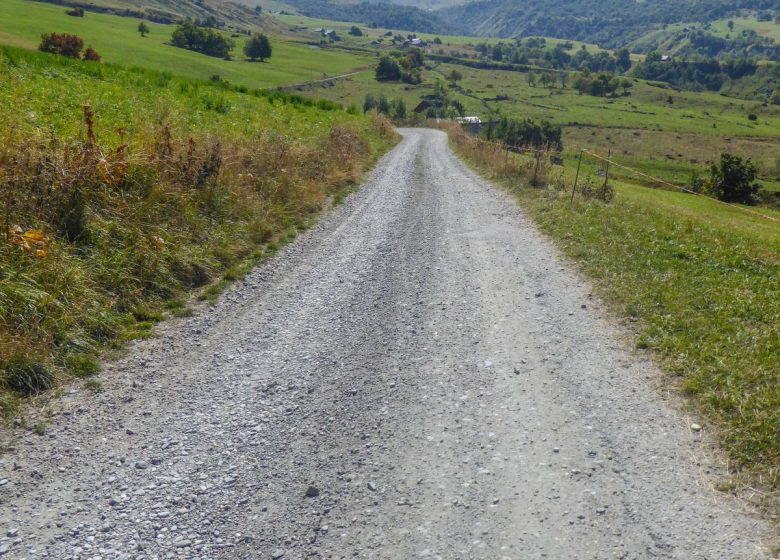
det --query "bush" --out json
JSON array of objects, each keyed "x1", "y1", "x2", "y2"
[
  {"x1": 244, "y1": 33, "x2": 272, "y2": 61},
  {"x1": 83, "y1": 46, "x2": 101, "y2": 62},
  {"x1": 171, "y1": 21, "x2": 234, "y2": 58},
  {"x1": 39, "y1": 32, "x2": 84, "y2": 58},
  {"x1": 375, "y1": 56, "x2": 401, "y2": 81},
  {"x1": 65, "y1": 7, "x2": 85, "y2": 17},
  {"x1": 3, "y1": 354, "x2": 54, "y2": 396},
  {"x1": 705, "y1": 153, "x2": 762, "y2": 205}
]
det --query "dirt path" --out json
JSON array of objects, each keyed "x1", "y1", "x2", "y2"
[{"x1": 0, "y1": 129, "x2": 772, "y2": 559}]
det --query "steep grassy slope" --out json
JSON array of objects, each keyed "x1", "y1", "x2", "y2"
[
  {"x1": 0, "y1": 0, "x2": 371, "y2": 88},
  {"x1": 0, "y1": 46, "x2": 396, "y2": 414}
]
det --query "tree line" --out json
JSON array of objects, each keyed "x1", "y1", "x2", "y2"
[{"x1": 169, "y1": 21, "x2": 272, "y2": 62}]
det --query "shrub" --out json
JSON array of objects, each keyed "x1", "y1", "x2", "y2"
[
  {"x1": 138, "y1": 22, "x2": 150, "y2": 37},
  {"x1": 244, "y1": 33, "x2": 272, "y2": 61},
  {"x1": 65, "y1": 7, "x2": 85, "y2": 17},
  {"x1": 705, "y1": 153, "x2": 762, "y2": 205},
  {"x1": 3, "y1": 354, "x2": 54, "y2": 396},
  {"x1": 747, "y1": 113, "x2": 758, "y2": 121},
  {"x1": 171, "y1": 21, "x2": 234, "y2": 58},
  {"x1": 83, "y1": 46, "x2": 101, "y2": 62},
  {"x1": 375, "y1": 55, "x2": 401, "y2": 81},
  {"x1": 39, "y1": 32, "x2": 84, "y2": 58}
]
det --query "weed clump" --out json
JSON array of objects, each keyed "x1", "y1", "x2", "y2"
[{"x1": 3, "y1": 354, "x2": 54, "y2": 396}]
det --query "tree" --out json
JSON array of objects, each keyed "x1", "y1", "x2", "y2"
[
  {"x1": 619, "y1": 77, "x2": 633, "y2": 95},
  {"x1": 39, "y1": 32, "x2": 84, "y2": 58},
  {"x1": 559, "y1": 71, "x2": 569, "y2": 88},
  {"x1": 82, "y1": 46, "x2": 101, "y2": 62},
  {"x1": 349, "y1": 26, "x2": 363, "y2": 36},
  {"x1": 447, "y1": 69, "x2": 463, "y2": 87},
  {"x1": 706, "y1": 153, "x2": 762, "y2": 204},
  {"x1": 615, "y1": 48, "x2": 631, "y2": 72},
  {"x1": 244, "y1": 33, "x2": 272, "y2": 61},
  {"x1": 527, "y1": 71, "x2": 537, "y2": 87},
  {"x1": 138, "y1": 22, "x2": 150, "y2": 37},
  {"x1": 727, "y1": 20, "x2": 735, "y2": 31},
  {"x1": 377, "y1": 94, "x2": 391, "y2": 115},
  {"x1": 539, "y1": 72, "x2": 555, "y2": 88},
  {"x1": 391, "y1": 98, "x2": 407, "y2": 120},
  {"x1": 363, "y1": 93, "x2": 377, "y2": 113},
  {"x1": 375, "y1": 56, "x2": 401, "y2": 81},
  {"x1": 171, "y1": 22, "x2": 234, "y2": 58}
]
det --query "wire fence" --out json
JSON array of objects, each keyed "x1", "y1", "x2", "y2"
[{"x1": 466, "y1": 133, "x2": 780, "y2": 225}]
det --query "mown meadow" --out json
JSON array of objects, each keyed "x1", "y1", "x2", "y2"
[
  {"x1": 0, "y1": 0, "x2": 372, "y2": 88},
  {"x1": 0, "y1": 46, "x2": 396, "y2": 415}
]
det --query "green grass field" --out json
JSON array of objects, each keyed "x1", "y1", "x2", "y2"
[
  {"x1": 0, "y1": 0, "x2": 371, "y2": 88},
  {"x1": 709, "y1": 16, "x2": 780, "y2": 42}
]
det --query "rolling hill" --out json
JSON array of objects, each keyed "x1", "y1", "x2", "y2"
[{"x1": 435, "y1": 0, "x2": 780, "y2": 46}]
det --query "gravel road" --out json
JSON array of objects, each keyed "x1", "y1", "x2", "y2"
[{"x1": 0, "y1": 129, "x2": 773, "y2": 559}]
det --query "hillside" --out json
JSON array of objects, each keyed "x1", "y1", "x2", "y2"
[
  {"x1": 27, "y1": 0, "x2": 288, "y2": 30},
  {"x1": 278, "y1": 0, "x2": 459, "y2": 34},
  {"x1": 0, "y1": 0, "x2": 372, "y2": 88},
  {"x1": 436, "y1": 0, "x2": 780, "y2": 46}
]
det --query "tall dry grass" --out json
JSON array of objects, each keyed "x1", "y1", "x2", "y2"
[{"x1": 0, "y1": 105, "x2": 394, "y2": 409}]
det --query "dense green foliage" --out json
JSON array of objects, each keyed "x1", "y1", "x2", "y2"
[
  {"x1": 244, "y1": 33, "x2": 272, "y2": 61},
  {"x1": 632, "y1": 55, "x2": 758, "y2": 91},
  {"x1": 706, "y1": 153, "x2": 763, "y2": 204},
  {"x1": 483, "y1": 116, "x2": 563, "y2": 150},
  {"x1": 473, "y1": 39, "x2": 631, "y2": 73},
  {"x1": 171, "y1": 21, "x2": 235, "y2": 58},
  {"x1": 375, "y1": 48, "x2": 424, "y2": 83}
]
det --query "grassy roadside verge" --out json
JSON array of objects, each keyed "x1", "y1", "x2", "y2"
[
  {"x1": 443, "y1": 124, "x2": 780, "y2": 518},
  {"x1": 0, "y1": 46, "x2": 398, "y2": 417}
]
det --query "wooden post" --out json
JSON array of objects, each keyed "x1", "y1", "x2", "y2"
[
  {"x1": 603, "y1": 149, "x2": 611, "y2": 190},
  {"x1": 570, "y1": 149, "x2": 584, "y2": 206}
]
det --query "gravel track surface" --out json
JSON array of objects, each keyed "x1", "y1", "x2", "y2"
[{"x1": 0, "y1": 128, "x2": 772, "y2": 559}]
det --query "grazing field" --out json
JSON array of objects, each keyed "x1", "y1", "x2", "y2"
[
  {"x1": 0, "y1": 0, "x2": 371, "y2": 88},
  {"x1": 709, "y1": 16, "x2": 780, "y2": 42},
  {"x1": 445, "y1": 125, "x2": 780, "y2": 506},
  {"x1": 301, "y1": 55, "x2": 780, "y2": 190},
  {"x1": 0, "y1": 46, "x2": 395, "y2": 416}
]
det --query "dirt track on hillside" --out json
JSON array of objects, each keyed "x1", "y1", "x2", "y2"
[{"x1": 0, "y1": 129, "x2": 772, "y2": 559}]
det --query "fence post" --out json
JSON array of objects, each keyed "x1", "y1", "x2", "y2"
[
  {"x1": 569, "y1": 149, "x2": 584, "y2": 206},
  {"x1": 603, "y1": 149, "x2": 611, "y2": 190}
]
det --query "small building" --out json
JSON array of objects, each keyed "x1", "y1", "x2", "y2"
[
  {"x1": 457, "y1": 116, "x2": 482, "y2": 135},
  {"x1": 414, "y1": 99, "x2": 436, "y2": 114},
  {"x1": 660, "y1": 55, "x2": 671, "y2": 62}
]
